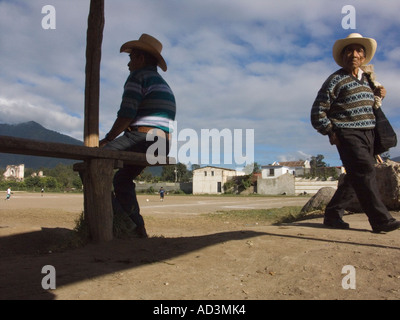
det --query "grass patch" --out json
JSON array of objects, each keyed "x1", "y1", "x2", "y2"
[
  {"x1": 70, "y1": 210, "x2": 138, "y2": 246},
  {"x1": 207, "y1": 206, "x2": 324, "y2": 225}
]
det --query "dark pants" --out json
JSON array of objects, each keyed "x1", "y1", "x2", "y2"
[
  {"x1": 104, "y1": 130, "x2": 169, "y2": 228},
  {"x1": 325, "y1": 129, "x2": 393, "y2": 227}
]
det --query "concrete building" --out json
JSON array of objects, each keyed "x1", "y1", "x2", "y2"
[
  {"x1": 192, "y1": 166, "x2": 245, "y2": 194},
  {"x1": 3, "y1": 164, "x2": 25, "y2": 181},
  {"x1": 258, "y1": 161, "x2": 340, "y2": 195},
  {"x1": 261, "y1": 160, "x2": 311, "y2": 179},
  {"x1": 257, "y1": 173, "x2": 296, "y2": 195}
]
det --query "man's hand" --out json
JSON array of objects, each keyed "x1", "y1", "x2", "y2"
[
  {"x1": 374, "y1": 86, "x2": 386, "y2": 99},
  {"x1": 99, "y1": 139, "x2": 109, "y2": 148},
  {"x1": 99, "y1": 117, "x2": 133, "y2": 148}
]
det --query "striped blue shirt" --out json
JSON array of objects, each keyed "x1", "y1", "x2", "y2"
[{"x1": 117, "y1": 66, "x2": 176, "y2": 132}]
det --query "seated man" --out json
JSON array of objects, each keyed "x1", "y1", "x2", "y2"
[{"x1": 100, "y1": 34, "x2": 176, "y2": 238}]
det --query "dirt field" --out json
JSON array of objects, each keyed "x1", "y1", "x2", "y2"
[{"x1": 1, "y1": 192, "x2": 400, "y2": 301}]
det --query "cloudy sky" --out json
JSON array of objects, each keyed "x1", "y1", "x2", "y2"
[{"x1": 1, "y1": 0, "x2": 399, "y2": 169}]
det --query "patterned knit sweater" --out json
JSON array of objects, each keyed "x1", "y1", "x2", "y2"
[
  {"x1": 311, "y1": 68, "x2": 375, "y2": 136},
  {"x1": 117, "y1": 66, "x2": 176, "y2": 133}
]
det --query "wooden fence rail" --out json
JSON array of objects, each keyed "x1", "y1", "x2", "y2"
[{"x1": 0, "y1": 135, "x2": 175, "y2": 242}]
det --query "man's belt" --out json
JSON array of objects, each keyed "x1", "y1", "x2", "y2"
[{"x1": 127, "y1": 126, "x2": 171, "y2": 140}]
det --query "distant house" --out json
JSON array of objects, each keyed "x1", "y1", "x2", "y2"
[
  {"x1": 258, "y1": 160, "x2": 342, "y2": 195},
  {"x1": 261, "y1": 160, "x2": 310, "y2": 179},
  {"x1": 192, "y1": 166, "x2": 245, "y2": 194}
]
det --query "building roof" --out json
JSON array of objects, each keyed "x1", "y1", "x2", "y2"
[
  {"x1": 193, "y1": 166, "x2": 237, "y2": 172},
  {"x1": 275, "y1": 161, "x2": 307, "y2": 167},
  {"x1": 262, "y1": 161, "x2": 309, "y2": 168}
]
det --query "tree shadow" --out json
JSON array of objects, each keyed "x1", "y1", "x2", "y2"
[{"x1": 0, "y1": 227, "x2": 265, "y2": 300}]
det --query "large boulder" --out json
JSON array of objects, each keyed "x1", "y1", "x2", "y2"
[
  {"x1": 342, "y1": 160, "x2": 400, "y2": 212},
  {"x1": 301, "y1": 160, "x2": 400, "y2": 214},
  {"x1": 375, "y1": 160, "x2": 400, "y2": 210},
  {"x1": 301, "y1": 187, "x2": 336, "y2": 214}
]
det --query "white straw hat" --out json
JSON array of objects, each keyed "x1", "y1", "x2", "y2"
[{"x1": 332, "y1": 33, "x2": 377, "y2": 68}]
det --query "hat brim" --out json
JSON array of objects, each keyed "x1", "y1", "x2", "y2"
[
  {"x1": 332, "y1": 37, "x2": 377, "y2": 68},
  {"x1": 120, "y1": 41, "x2": 167, "y2": 72}
]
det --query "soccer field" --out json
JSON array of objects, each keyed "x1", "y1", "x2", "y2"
[{"x1": 1, "y1": 192, "x2": 309, "y2": 216}]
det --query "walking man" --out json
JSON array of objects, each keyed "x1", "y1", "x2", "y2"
[{"x1": 311, "y1": 33, "x2": 400, "y2": 233}]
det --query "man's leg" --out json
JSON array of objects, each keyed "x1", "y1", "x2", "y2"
[
  {"x1": 113, "y1": 165, "x2": 147, "y2": 237},
  {"x1": 337, "y1": 129, "x2": 395, "y2": 229},
  {"x1": 103, "y1": 132, "x2": 149, "y2": 237},
  {"x1": 325, "y1": 174, "x2": 358, "y2": 219},
  {"x1": 104, "y1": 131, "x2": 169, "y2": 237}
]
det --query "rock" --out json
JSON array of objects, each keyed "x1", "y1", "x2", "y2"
[
  {"x1": 308, "y1": 160, "x2": 400, "y2": 214},
  {"x1": 341, "y1": 160, "x2": 400, "y2": 212},
  {"x1": 375, "y1": 160, "x2": 400, "y2": 210},
  {"x1": 301, "y1": 187, "x2": 336, "y2": 214}
]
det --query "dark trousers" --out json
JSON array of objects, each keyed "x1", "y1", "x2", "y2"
[
  {"x1": 104, "y1": 130, "x2": 169, "y2": 228},
  {"x1": 325, "y1": 129, "x2": 393, "y2": 227}
]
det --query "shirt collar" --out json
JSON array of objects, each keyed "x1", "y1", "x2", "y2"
[{"x1": 357, "y1": 68, "x2": 364, "y2": 81}]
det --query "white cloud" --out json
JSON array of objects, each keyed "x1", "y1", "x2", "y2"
[
  {"x1": 0, "y1": 97, "x2": 83, "y2": 138},
  {"x1": 0, "y1": 0, "x2": 400, "y2": 167}
]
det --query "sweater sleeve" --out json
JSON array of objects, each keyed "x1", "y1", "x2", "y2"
[{"x1": 311, "y1": 78, "x2": 334, "y2": 136}]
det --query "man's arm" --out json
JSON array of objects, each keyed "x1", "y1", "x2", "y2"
[
  {"x1": 99, "y1": 117, "x2": 133, "y2": 147},
  {"x1": 311, "y1": 74, "x2": 336, "y2": 137},
  {"x1": 310, "y1": 78, "x2": 343, "y2": 146}
]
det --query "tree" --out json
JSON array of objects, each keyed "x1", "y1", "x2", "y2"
[
  {"x1": 43, "y1": 176, "x2": 58, "y2": 189},
  {"x1": 161, "y1": 163, "x2": 191, "y2": 182},
  {"x1": 310, "y1": 154, "x2": 328, "y2": 168},
  {"x1": 46, "y1": 164, "x2": 81, "y2": 189},
  {"x1": 309, "y1": 154, "x2": 338, "y2": 180},
  {"x1": 24, "y1": 176, "x2": 41, "y2": 189},
  {"x1": 138, "y1": 168, "x2": 154, "y2": 182},
  {"x1": 191, "y1": 164, "x2": 201, "y2": 171},
  {"x1": 243, "y1": 162, "x2": 261, "y2": 174}
]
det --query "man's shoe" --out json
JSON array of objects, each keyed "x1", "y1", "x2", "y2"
[
  {"x1": 323, "y1": 217, "x2": 350, "y2": 229},
  {"x1": 372, "y1": 219, "x2": 400, "y2": 233}
]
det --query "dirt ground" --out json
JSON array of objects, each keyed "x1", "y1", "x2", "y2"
[{"x1": 1, "y1": 192, "x2": 400, "y2": 301}]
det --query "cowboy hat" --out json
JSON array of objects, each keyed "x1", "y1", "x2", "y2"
[
  {"x1": 120, "y1": 34, "x2": 167, "y2": 72},
  {"x1": 332, "y1": 33, "x2": 377, "y2": 68}
]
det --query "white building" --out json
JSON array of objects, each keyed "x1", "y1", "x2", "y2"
[
  {"x1": 192, "y1": 166, "x2": 245, "y2": 194},
  {"x1": 258, "y1": 160, "x2": 342, "y2": 195},
  {"x1": 3, "y1": 164, "x2": 25, "y2": 181},
  {"x1": 261, "y1": 161, "x2": 311, "y2": 179}
]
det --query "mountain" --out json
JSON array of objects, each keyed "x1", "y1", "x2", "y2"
[
  {"x1": 0, "y1": 121, "x2": 83, "y2": 169},
  {"x1": 0, "y1": 121, "x2": 165, "y2": 175}
]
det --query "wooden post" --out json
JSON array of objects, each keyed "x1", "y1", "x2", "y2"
[
  {"x1": 83, "y1": 0, "x2": 111, "y2": 242},
  {"x1": 78, "y1": 159, "x2": 120, "y2": 243},
  {"x1": 84, "y1": 0, "x2": 104, "y2": 147}
]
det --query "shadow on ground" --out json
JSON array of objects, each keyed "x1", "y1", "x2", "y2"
[{"x1": 0, "y1": 227, "x2": 264, "y2": 300}]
